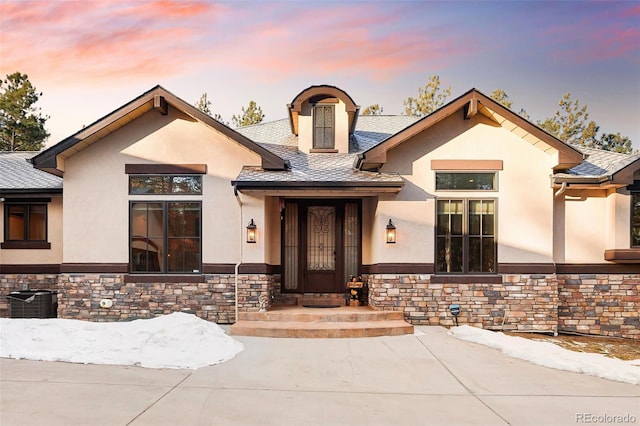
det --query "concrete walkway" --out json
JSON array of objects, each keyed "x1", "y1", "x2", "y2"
[{"x1": 1, "y1": 326, "x2": 638, "y2": 426}]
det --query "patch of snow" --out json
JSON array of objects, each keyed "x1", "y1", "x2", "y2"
[
  {"x1": 449, "y1": 325, "x2": 640, "y2": 385},
  {"x1": 0, "y1": 312, "x2": 244, "y2": 370}
]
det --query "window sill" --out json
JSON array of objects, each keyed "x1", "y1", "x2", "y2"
[
  {"x1": 604, "y1": 249, "x2": 640, "y2": 264},
  {"x1": 1, "y1": 241, "x2": 51, "y2": 250},
  {"x1": 431, "y1": 275, "x2": 502, "y2": 284},
  {"x1": 310, "y1": 149, "x2": 338, "y2": 153},
  {"x1": 124, "y1": 274, "x2": 205, "y2": 283}
]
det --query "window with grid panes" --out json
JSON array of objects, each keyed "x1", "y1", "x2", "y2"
[
  {"x1": 313, "y1": 105, "x2": 335, "y2": 149},
  {"x1": 436, "y1": 199, "x2": 496, "y2": 273}
]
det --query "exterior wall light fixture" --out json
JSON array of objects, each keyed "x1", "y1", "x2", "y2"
[
  {"x1": 386, "y1": 219, "x2": 396, "y2": 244},
  {"x1": 246, "y1": 219, "x2": 257, "y2": 243}
]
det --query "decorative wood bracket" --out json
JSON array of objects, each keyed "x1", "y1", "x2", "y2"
[
  {"x1": 465, "y1": 98, "x2": 478, "y2": 119},
  {"x1": 154, "y1": 95, "x2": 168, "y2": 115}
]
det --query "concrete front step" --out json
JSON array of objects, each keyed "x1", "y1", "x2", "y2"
[
  {"x1": 238, "y1": 306, "x2": 405, "y2": 323},
  {"x1": 230, "y1": 319, "x2": 414, "y2": 338},
  {"x1": 230, "y1": 305, "x2": 414, "y2": 338}
]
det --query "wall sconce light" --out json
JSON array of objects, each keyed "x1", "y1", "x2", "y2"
[
  {"x1": 246, "y1": 219, "x2": 257, "y2": 243},
  {"x1": 385, "y1": 219, "x2": 396, "y2": 244}
]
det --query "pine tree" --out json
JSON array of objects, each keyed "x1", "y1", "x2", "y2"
[
  {"x1": 403, "y1": 75, "x2": 451, "y2": 117},
  {"x1": 194, "y1": 92, "x2": 228, "y2": 125},
  {"x1": 362, "y1": 104, "x2": 384, "y2": 115},
  {"x1": 231, "y1": 100, "x2": 264, "y2": 127},
  {"x1": 0, "y1": 72, "x2": 49, "y2": 151}
]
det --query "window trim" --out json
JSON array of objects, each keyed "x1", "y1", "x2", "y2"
[
  {"x1": 313, "y1": 104, "x2": 335, "y2": 150},
  {"x1": 435, "y1": 171, "x2": 498, "y2": 192},
  {"x1": 128, "y1": 200, "x2": 202, "y2": 274},
  {"x1": 1, "y1": 200, "x2": 50, "y2": 249},
  {"x1": 632, "y1": 191, "x2": 640, "y2": 248},
  {"x1": 434, "y1": 197, "x2": 498, "y2": 275},
  {"x1": 128, "y1": 175, "x2": 203, "y2": 195}
]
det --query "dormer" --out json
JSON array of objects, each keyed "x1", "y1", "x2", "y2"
[{"x1": 288, "y1": 85, "x2": 359, "y2": 154}]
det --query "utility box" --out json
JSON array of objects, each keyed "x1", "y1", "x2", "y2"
[{"x1": 7, "y1": 290, "x2": 58, "y2": 319}]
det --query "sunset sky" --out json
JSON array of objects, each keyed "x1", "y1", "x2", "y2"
[{"x1": 1, "y1": 0, "x2": 639, "y2": 149}]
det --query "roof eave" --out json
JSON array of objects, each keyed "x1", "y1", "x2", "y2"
[
  {"x1": 610, "y1": 156, "x2": 640, "y2": 185},
  {"x1": 231, "y1": 180, "x2": 404, "y2": 192},
  {"x1": 0, "y1": 188, "x2": 63, "y2": 196}
]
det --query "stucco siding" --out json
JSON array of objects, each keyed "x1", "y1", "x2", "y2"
[
  {"x1": 606, "y1": 189, "x2": 632, "y2": 249},
  {"x1": 376, "y1": 113, "x2": 555, "y2": 265},
  {"x1": 62, "y1": 106, "x2": 263, "y2": 265},
  {"x1": 564, "y1": 192, "x2": 607, "y2": 263},
  {"x1": 264, "y1": 196, "x2": 281, "y2": 265}
]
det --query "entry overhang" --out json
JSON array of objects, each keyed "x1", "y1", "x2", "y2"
[{"x1": 232, "y1": 180, "x2": 404, "y2": 196}]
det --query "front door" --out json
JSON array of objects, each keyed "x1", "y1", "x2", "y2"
[{"x1": 282, "y1": 200, "x2": 360, "y2": 293}]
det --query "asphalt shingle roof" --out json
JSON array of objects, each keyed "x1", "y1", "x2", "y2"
[
  {"x1": 568, "y1": 146, "x2": 640, "y2": 177},
  {"x1": 235, "y1": 115, "x2": 419, "y2": 184},
  {"x1": 0, "y1": 151, "x2": 62, "y2": 192}
]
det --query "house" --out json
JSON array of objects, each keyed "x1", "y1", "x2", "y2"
[{"x1": 1, "y1": 85, "x2": 638, "y2": 338}]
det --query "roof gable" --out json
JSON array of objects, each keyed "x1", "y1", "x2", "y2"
[
  {"x1": 31, "y1": 86, "x2": 288, "y2": 176},
  {"x1": 356, "y1": 88, "x2": 584, "y2": 172}
]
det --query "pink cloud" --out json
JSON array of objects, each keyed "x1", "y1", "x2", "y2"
[
  {"x1": 0, "y1": 1, "x2": 224, "y2": 83},
  {"x1": 0, "y1": 1, "x2": 476, "y2": 87},
  {"x1": 536, "y1": 4, "x2": 640, "y2": 64},
  {"x1": 218, "y1": 4, "x2": 474, "y2": 82},
  {"x1": 619, "y1": 4, "x2": 640, "y2": 18}
]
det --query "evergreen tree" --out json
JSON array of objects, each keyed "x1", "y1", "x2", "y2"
[
  {"x1": 490, "y1": 88, "x2": 530, "y2": 119},
  {"x1": 490, "y1": 89, "x2": 512, "y2": 109},
  {"x1": 538, "y1": 92, "x2": 599, "y2": 146},
  {"x1": 232, "y1": 100, "x2": 264, "y2": 127},
  {"x1": 194, "y1": 92, "x2": 227, "y2": 125},
  {"x1": 592, "y1": 133, "x2": 635, "y2": 154},
  {"x1": 362, "y1": 104, "x2": 383, "y2": 115},
  {"x1": 0, "y1": 72, "x2": 49, "y2": 151},
  {"x1": 403, "y1": 74, "x2": 451, "y2": 117}
]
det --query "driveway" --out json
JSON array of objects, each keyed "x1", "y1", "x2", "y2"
[{"x1": 1, "y1": 326, "x2": 638, "y2": 426}]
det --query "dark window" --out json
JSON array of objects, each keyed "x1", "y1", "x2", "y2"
[
  {"x1": 436, "y1": 199, "x2": 496, "y2": 274},
  {"x1": 313, "y1": 105, "x2": 335, "y2": 149},
  {"x1": 436, "y1": 172, "x2": 497, "y2": 191},
  {"x1": 3, "y1": 203, "x2": 48, "y2": 245},
  {"x1": 632, "y1": 193, "x2": 640, "y2": 247},
  {"x1": 129, "y1": 175, "x2": 202, "y2": 195},
  {"x1": 130, "y1": 202, "x2": 201, "y2": 273}
]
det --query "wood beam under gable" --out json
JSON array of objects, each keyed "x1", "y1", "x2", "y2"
[
  {"x1": 465, "y1": 98, "x2": 478, "y2": 120},
  {"x1": 154, "y1": 95, "x2": 168, "y2": 115}
]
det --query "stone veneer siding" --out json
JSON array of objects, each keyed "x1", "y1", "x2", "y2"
[
  {"x1": 1, "y1": 272, "x2": 638, "y2": 339},
  {"x1": 0, "y1": 273, "x2": 278, "y2": 324},
  {"x1": 366, "y1": 274, "x2": 559, "y2": 333},
  {"x1": 558, "y1": 274, "x2": 639, "y2": 339}
]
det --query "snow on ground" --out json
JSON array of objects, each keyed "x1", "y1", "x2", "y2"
[
  {"x1": 0, "y1": 312, "x2": 243, "y2": 369},
  {"x1": 2, "y1": 314, "x2": 638, "y2": 383},
  {"x1": 449, "y1": 325, "x2": 640, "y2": 385}
]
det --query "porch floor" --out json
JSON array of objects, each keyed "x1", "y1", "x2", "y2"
[{"x1": 230, "y1": 305, "x2": 414, "y2": 338}]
